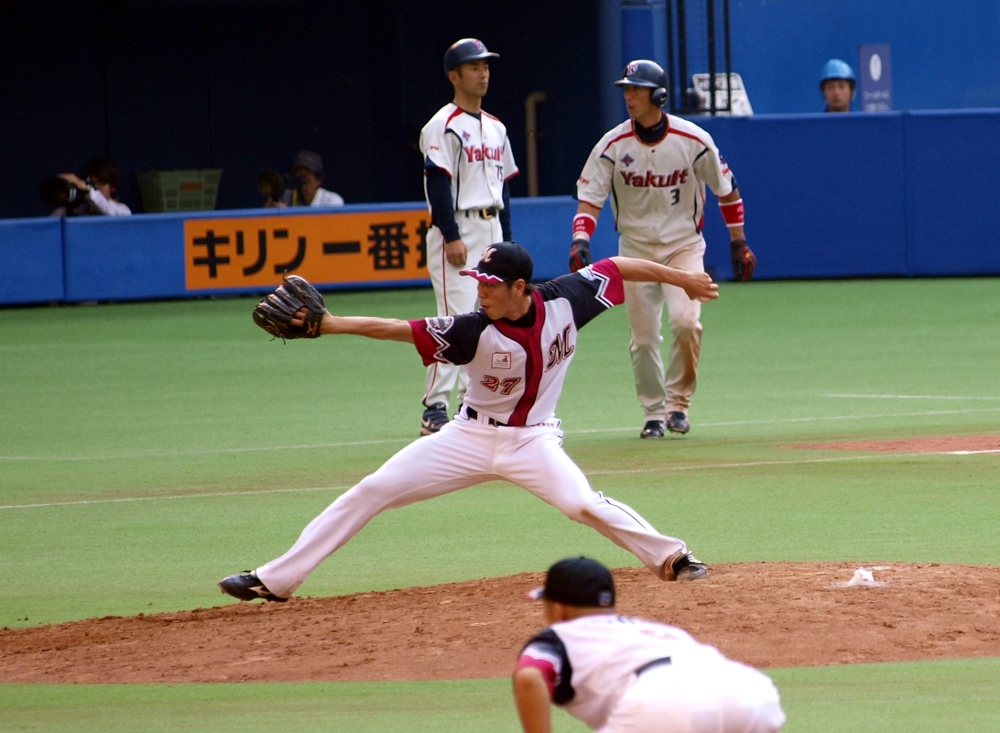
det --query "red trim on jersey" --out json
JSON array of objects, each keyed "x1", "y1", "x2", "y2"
[
  {"x1": 444, "y1": 107, "x2": 464, "y2": 127},
  {"x1": 482, "y1": 110, "x2": 500, "y2": 121},
  {"x1": 503, "y1": 169, "x2": 521, "y2": 181},
  {"x1": 600, "y1": 131, "x2": 636, "y2": 157},
  {"x1": 493, "y1": 290, "x2": 546, "y2": 426},
  {"x1": 630, "y1": 115, "x2": 669, "y2": 146},
  {"x1": 410, "y1": 320, "x2": 442, "y2": 366},
  {"x1": 591, "y1": 259, "x2": 626, "y2": 306},
  {"x1": 516, "y1": 654, "x2": 557, "y2": 700},
  {"x1": 667, "y1": 127, "x2": 711, "y2": 148}
]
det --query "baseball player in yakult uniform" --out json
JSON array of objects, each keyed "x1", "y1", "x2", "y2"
[
  {"x1": 515, "y1": 557, "x2": 786, "y2": 733},
  {"x1": 418, "y1": 38, "x2": 518, "y2": 436},
  {"x1": 218, "y1": 243, "x2": 716, "y2": 603},
  {"x1": 569, "y1": 60, "x2": 757, "y2": 439}
]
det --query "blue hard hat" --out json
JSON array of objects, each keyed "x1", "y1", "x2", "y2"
[
  {"x1": 614, "y1": 59, "x2": 669, "y2": 107},
  {"x1": 444, "y1": 38, "x2": 499, "y2": 75},
  {"x1": 820, "y1": 59, "x2": 856, "y2": 87}
]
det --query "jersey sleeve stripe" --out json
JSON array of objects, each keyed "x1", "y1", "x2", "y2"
[
  {"x1": 600, "y1": 131, "x2": 635, "y2": 157},
  {"x1": 590, "y1": 259, "x2": 625, "y2": 306},
  {"x1": 667, "y1": 127, "x2": 710, "y2": 147},
  {"x1": 410, "y1": 320, "x2": 445, "y2": 366}
]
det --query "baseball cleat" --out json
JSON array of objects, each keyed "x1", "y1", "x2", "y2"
[
  {"x1": 664, "y1": 552, "x2": 708, "y2": 581},
  {"x1": 420, "y1": 402, "x2": 449, "y2": 435},
  {"x1": 640, "y1": 420, "x2": 666, "y2": 438},
  {"x1": 666, "y1": 412, "x2": 690, "y2": 435},
  {"x1": 219, "y1": 571, "x2": 288, "y2": 602}
]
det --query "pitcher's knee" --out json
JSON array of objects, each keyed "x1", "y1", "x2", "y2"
[{"x1": 668, "y1": 320, "x2": 703, "y2": 337}]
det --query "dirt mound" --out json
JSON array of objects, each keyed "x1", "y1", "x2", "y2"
[{"x1": 2, "y1": 562, "x2": 999, "y2": 684}]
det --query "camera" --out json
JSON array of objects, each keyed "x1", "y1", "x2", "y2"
[
  {"x1": 257, "y1": 170, "x2": 304, "y2": 204},
  {"x1": 39, "y1": 176, "x2": 94, "y2": 212}
]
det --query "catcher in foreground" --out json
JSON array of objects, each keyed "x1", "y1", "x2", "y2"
[
  {"x1": 222, "y1": 243, "x2": 716, "y2": 603},
  {"x1": 514, "y1": 557, "x2": 786, "y2": 733}
]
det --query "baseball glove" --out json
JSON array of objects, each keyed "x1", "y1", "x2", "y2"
[
  {"x1": 729, "y1": 238, "x2": 757, "y2": 282},
  {"x1": 569, "y1": 238, "x2": 592, "y2": 272},
  {"x1": 252, "y1": 275, "x2": 327, "y2": 340}
]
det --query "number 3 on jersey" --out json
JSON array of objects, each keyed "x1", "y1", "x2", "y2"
[{"x1": 481, "y1": 375, "x2": 521, "y2": 394}]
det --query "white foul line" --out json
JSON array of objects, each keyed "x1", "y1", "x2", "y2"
[{"x1": 2, "y1": 449, "x2": 995, "y2": 512}]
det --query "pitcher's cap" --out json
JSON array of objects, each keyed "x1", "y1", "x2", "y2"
[{"x1": 460, "y1": 241, "x2": 533, "y2": 283}]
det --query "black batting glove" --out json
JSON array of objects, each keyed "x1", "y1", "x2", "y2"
[
  {"x1": 730, "y1": 237, "x2": 757, "y2": 282},
  {"x1": 569, "y1": 238, "x2": 592, "y2": 272}
]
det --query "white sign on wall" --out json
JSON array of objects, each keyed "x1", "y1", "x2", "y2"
[{"x1": 689, "y1": 73, "x2": 754, "y2": 116}]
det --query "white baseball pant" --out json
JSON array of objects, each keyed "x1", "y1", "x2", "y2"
[
  {"x1": 619, "y1": 235, "x2": 706, "y2": 419},
  {"x1": 598, "y1": 660, "x2": 786, "y2": 733},
  {"x1": 423, "y1": 214, "x2": 504, "y2": 410},
  {"x1": 255, "y1": 416, "x2": 686, "y2": 598}
]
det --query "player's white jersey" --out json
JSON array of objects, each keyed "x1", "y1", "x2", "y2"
[
  {"x1": 576, "y1": 114, "x2": 735, "y2": 248},
  {"x1": 518, "y1": 614, "x2": 741, "y2": 730},
  {"x1": 410, "y1": 260, "x2": 624, "y2": 426},
  {"x1": 420, "y1": 102, "x2": 518, "y2": 212}
]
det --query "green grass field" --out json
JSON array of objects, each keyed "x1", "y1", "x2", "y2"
[{"x1": 2, "y1": 277, "x2": 998, "y2": 731}]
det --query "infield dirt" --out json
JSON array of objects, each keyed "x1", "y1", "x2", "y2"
[{"x1": 2, "y1": 562, "x2": 999, "y2": 683}]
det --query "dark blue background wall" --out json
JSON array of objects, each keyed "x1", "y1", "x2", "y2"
[
  {"x1": 1, "y1": 0, "x2": 601, "y2": 220},
  {"x1": 3, "y1": 1, "x2": 999, "y2": 221}
]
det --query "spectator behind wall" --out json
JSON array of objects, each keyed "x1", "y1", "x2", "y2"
[
  {"x1": 41, "y1": 158, "x2": 132, "y2": 216},
  {"x1": 262, "y1": 150, "x2": 345, "y2": 208},
  {"x1": 820, "y1": 59, "x2": 856, "y2": 113}
]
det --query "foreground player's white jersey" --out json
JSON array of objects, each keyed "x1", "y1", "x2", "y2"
[
  {"x1": 576, "y1": 114, "x2": 735, "y2": 247},
  {"x1": 420, "y1": 103, "x2": 518, "y2": 211},
  {"x1": 518, "y1": 614, "x2": 743, "y2": 730},
  {"x1": 410, "y1": 260, "x2": 624, "y2": 426}
]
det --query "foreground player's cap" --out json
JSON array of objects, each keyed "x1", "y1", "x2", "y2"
[
  {"x1": 527, "y1": 557, "x2": 616, "y2": 608},
  {"x1": 460, "y1": 241, "x2": 533, "y2": 284}
]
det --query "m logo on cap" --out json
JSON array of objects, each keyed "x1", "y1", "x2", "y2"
[
  {"x1": 626, "y1": 62, "x2": 639, "y2": 76},
  {"x1": 481, "y1": 246, "x2": 496, "y2": 262}
]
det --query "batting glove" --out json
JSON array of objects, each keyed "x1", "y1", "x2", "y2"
[
  {"x1": 730, "y1": 237, "x2": 757, "y2": 282},
  {"x1": 569, "y1": 238, "x2": 592, "y2": 272}
]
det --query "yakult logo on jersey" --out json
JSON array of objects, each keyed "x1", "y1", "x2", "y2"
[
  {"x1": 545, "y1": 325, "x2": 575, "y2": 371},
  {"x1": 620, "y1": 153, "x2": 634, "y2": 167},
  {"x1": 620, "y1": 168, "x2": 689, "y2": 188},
  {"x1": 463, "y1": 144, "x2": 504, "y2": 163}
]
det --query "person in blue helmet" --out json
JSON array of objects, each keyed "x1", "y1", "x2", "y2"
[{"x1": 820, "y1": 59, "x2": 856, "y2": 113}]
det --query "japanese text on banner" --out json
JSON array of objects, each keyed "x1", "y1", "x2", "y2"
[{"x1": 184, "y1": 210, "x2": 430, "y2": 290}]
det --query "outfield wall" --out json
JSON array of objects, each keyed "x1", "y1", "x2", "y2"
[{"x1": 3, "y1": 110, "x2": 998, "y2": 305}]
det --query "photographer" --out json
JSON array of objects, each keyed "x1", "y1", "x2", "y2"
[
  {"x1": 42, "y1": 158, "x2": 132, "y2": 216},
  {"x1": 260, "y1": 150, "x2": 344, "y2": 208}
]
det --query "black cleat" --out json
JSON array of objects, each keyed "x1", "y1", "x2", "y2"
[
  {"x1": 420, "y1": 402, "x2": 450, "y2": 435},
  {"x1": 640, "y1": 420, "x2": 666, "y2": 438},
  {"x1": 219, "y1": 571, "x2": 287, "y2": 602},
  {"x1": 666, "y1": 411, "x2": 690, "y2": 435},
  {"x1": 665, "y1": 553, "x2": 708, "y2": 581}
]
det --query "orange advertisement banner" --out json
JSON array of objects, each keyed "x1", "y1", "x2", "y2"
[{"x1": 184, "y1": 209, "x2": 431, "y2": 290}]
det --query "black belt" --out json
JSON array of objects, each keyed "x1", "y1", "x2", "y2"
[
  {"x1": 635, "y1": 657, "x2": 671, "y2": 676},
  {"x1": 465, "y1": 406, "x2": 506, "y2": 427},
  {"x1": 461, "y1": 207, "x2": 498, "y2": 219}
]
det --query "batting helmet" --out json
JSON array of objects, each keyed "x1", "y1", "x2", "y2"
[
  {"x1": 819, "y1": 58, "x2": 856, "y2": 89},
  {"x1": 614, "y1": 59, "x2": 669, "y2": 107},
  {"x1": 444, "y1": 38, "x2": 500, "y2": 75}
]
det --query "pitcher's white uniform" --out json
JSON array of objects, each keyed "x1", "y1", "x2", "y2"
[
  {"x1": 255, "y1": 260, "x2": 690, "y2": 598},
  {"x1": 420, "y1": 103, "x2": 518, "y2": 409},
  {"x1": 577, "y1": 115, "x2": 735, "y2": 420},
  {"x1": 518, "y1": 614, "x2": 786, "y2": 733}
]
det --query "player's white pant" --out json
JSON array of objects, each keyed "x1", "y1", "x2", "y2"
[
  {"x1": 619, "y1": 235, "x2": 706, "y2": 420},
  {"x1": 598, "y1": 660, "x2": 786, "y2": 733},
  {"x1": 256, "y1": 417, "x2": 687, "y2": 598},
  {"x1": 423, "y1": 215, "x2": 504, "y2": 410}
]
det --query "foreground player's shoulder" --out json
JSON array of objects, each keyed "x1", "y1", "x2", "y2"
[
  {"x1": 595, "y1": 119, "x2": 636, "y2": 157},
  {"x1": 666, "y1": 114, "x2": 716, "y2": 149},
  {"x1": 480, "y1": 108, "x2": 508, "y2": 131}
]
